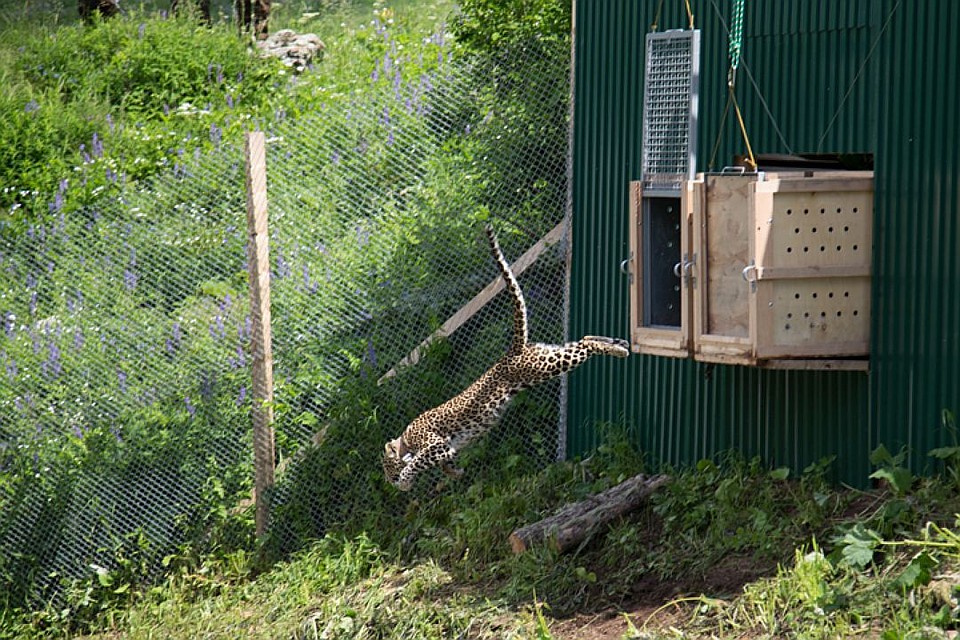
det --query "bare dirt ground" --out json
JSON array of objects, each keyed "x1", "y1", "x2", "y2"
[{"x1": 550, "y1": 554, "x2": 775, "y2": 639}]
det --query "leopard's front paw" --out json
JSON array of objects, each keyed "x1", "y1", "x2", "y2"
[{"x1": 396, "y1": 477, "x2": 414, "y2": 492}]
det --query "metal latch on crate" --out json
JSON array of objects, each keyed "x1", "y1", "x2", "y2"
[
  {"x1": 674, "y1": 252, "x2": 697, "y2": 287},
  {"x1": 741, "y1": 261, "x2": 757, "y2": 292}
]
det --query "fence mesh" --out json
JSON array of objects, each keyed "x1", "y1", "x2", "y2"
[{"x1": 0, "y1": 12, "x2": 571, "y2": 605}]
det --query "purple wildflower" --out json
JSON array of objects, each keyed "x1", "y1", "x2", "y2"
[
  {"x1": 210, "y1": 123, "x2": 222, "y2": 146},
  {"x1": 302, "y1": 264, "x2": 311, "y2": 289},
  {"x1": 3, "y1": 312, "x2": 14, "y2": 337},
  {"x1": 138, "y1": 22, "x2": 145, "y2": 38},
  {"x1": 24, "y1": 100, "x2": 39, "y2": 113},
  {"x1": 236, "y1": 386, "x2": 247, "y2": 406},
  {"x1": 200, "y1": 373, "x2": 214, "y2": 401},
  {"x1": 117, "y1": 368, "x2": 127, "y2": 393},
  {"x1": 274, "y1": 250, "x2": 290, "y2": 278},
  {"x1": 73, "y1": 327, "x2": 84, "y2": 350},
  {"x1": 124, "y1": 268, "x2": 137, "y2": 291},
  {"x1": 29, "y1": 292, "x2": 37, "y2": 316},
  {"x1": 184, "y1": 396, "x2": 195, "y2": 417},
  {"x1": 91, "y1": 132, "x2": 103, "y2": 158},
  {"x1": 226, "y1": 94, "x2": 234, "y2": 108},
  {"x1": 46, "y1": 343, "x2": 62, "y2": 378}
]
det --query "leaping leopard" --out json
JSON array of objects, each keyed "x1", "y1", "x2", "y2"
[{"x1": 382, "y1": 224, "x2": 629, "y2": 491}]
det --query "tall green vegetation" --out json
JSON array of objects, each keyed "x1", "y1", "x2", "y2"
[
  {"x1": 1, "y1": 0, "x2": 576, "y2": 628},
  {"x1": 0, "y1": 13, "x2": 283, "y2": 223}
]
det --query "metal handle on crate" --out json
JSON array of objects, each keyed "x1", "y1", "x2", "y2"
[
  {"x1": 674, "y1": 254, "x2": 696, "y2": 283},
  {"x1": 742, "y1": 262, "x2": 758, "y2": 292},
  {"x1": 620, "y1": 258, "x2": 631, "y2": 275}
]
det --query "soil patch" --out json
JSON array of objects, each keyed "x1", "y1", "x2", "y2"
[{"x1": 550, "y1": 553, "x2": 775, "y2": 640}]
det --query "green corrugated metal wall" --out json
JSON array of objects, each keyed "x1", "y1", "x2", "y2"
[{"x1": 568, "y1": 0, "x2": 960, "y2": 485}]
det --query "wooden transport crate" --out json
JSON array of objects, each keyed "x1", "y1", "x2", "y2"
[
  {"x1": 691, "y1": 171, "x2": 873, "y2": 367},
  {"x1": 626, "y1": 171, "x2": 873, "y2": 370}
]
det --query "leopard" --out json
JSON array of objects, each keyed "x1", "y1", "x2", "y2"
[{"x1": 382, "y1": 223, "x2": 630, "y2": 491}]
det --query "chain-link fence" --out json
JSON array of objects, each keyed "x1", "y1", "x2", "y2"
[{"x1": 0, "y1": 13, "x2": 571, "y2": 605}]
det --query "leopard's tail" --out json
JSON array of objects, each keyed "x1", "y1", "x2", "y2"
[{"x1": 485, "y1": 224, "x2": 528, "y2": 354}]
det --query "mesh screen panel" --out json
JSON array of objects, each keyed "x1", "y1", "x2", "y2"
[
  {"x1": 641, "y1": 30, "x2": 700, "y2": 192},
  {"x1": 0, "y1": 17, "x2": 571, "y2": 605}
]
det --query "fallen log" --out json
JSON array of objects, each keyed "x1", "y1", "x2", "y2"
[{"x1": 509, "y1": 473, "x2": 669, "y2": 554}]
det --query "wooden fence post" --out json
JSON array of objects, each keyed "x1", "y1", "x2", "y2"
[{"x1": 244, "y1": 131, "x2": 275, "y2": 537}]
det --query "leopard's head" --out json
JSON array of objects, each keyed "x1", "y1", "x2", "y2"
[{"x1": 382, "y1": 437, "x2": 407, "y2": 488}]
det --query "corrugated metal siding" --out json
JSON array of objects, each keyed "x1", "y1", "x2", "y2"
[{"x1": 569, "y1": 0, "x2": 960, "y2": 485}]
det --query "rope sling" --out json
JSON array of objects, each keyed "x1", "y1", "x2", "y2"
[{"x1": 709, "y1": 0, "x2": 757, "y2": 170}]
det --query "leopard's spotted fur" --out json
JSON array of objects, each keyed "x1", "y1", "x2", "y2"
[{"x1": 382, "y1": 224, "x2": 629, "y2": 491}]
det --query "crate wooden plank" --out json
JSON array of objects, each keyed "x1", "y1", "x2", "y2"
[{"x1": 702, "y1": 175, "x2": 752, "y2": 338}]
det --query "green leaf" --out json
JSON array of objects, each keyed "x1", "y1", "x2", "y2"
[
  {"x1": 769, "y1": 466, "x2": 790, "y2": 481},
  {"x1": 837, "y1": 525, "x2": 881, "y2": 569},
  {"x1": 574, "y1": 566, "x2": 597, "y2": 583},
  {"x1": 928, "y1": 446, "x2": 960, "y2": 460},
  {"x1": 870, "y1": 444, "x2": 893, "y2": 466},
  {"x1": 893, "y1": 551, "x2": 936, "y2": 590},
  {"x1": 869, "y1": 466, "x2": 913, "y2": 494},
  {"x1": 91, "y1": 564, "x2": 113, "y2": 587}
]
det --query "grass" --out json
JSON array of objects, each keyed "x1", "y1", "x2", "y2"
[
  {"x1": 8, "y1": 439, "x2": 960, "y2": 639},
  {"x1": 2, "y1": 1, "x2": 960, "y2": 639}
]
